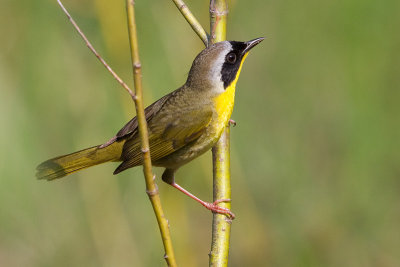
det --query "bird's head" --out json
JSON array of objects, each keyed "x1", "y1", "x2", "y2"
[{"x1": 186, "y1": 37, "x2": 264, "y2": 92}]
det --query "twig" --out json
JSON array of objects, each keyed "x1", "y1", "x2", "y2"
[
  {"x1": 56, "y1": 0, "x2": 135, "y2": 98},
  {"x1": 171, "y1": 0, "x2": 209, "y2": 46},
  {"x1": 209, "y1": 1, "x2": 232, "y2": 266},
  {"x1": 125, "y1": 1, "x2": 177, "y2": 266},
  {"x1": 210, "y1": 128, "x2": 232, "y2": 267}
]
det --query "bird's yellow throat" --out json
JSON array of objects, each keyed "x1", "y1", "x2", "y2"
[{"x1": 213, "y1": 53, "x2": 249, "y2": 126}]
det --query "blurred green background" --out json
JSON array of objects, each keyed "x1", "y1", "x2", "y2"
[{"x1": 1, "y1": 0, "x2": 399, "y2": 266}]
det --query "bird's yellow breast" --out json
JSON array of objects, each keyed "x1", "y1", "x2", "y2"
[{"x1": 213, "y1": 84, "x2": 236, "y2": 130}]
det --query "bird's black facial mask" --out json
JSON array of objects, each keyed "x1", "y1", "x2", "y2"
[
  {"x1": 220, "y1": 41, "x2": 247, "y2": 89},
  {"x1": 220, "y1": 38, "x2": 264, "y2": 89}
]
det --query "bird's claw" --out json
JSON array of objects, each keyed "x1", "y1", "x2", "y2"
[
  {"x1": 229, "y1": 119, "x2": 237, "y2": 127},
  {"x1": 204, "y1": 198, "x2": 235, "y2": 219}
]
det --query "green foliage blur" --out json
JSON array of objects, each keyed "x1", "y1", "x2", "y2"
[{"x1": 1, "y1": 0, "x2": 399, "y2": 266}]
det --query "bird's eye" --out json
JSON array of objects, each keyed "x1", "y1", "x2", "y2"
[{"x1": 226, "y1": 52, "x2": 237, "y2": 64}]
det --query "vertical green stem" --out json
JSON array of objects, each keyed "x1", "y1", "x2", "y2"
[
  {"x1": 209, "y1": 0, "x2": 228, "y2": 44},
  {"x1": 209, "y1": 1, "x2": 231, "y2": 266},
  {"x1": 210, "y1": 128, "x2": 231, "y2": 267},
  {"x1": 125, "y1": 1, "x2": 177, "y2": 266}
]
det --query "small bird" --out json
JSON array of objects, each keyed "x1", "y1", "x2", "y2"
[{"x1": 36, "y1": 38, "x2": 264, "y2": 218}]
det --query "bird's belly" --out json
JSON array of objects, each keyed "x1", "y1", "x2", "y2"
[{"x1": 152, "y1": 126, "x2": 222, "y2": 169}]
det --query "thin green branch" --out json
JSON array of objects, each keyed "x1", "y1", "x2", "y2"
[
  {"x1": 210, "y1": 128, "x2": 232, "y2": 266},
  {"x1": 56, "y1": 0, "x2": 135, "y2": 98},
  {"x1": 209, "y1": 1, "x2": 232, "y2": 266},
  {"x1": 171, "y1": 0, "x2": 209, "y2": 46},
  {"x1": 125, "y1": 1, "x2": 177, "y2": 266}
]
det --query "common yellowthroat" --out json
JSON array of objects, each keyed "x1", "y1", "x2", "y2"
[{"x1": 36, "y1": 38, "x2": 264, "y2": 217}]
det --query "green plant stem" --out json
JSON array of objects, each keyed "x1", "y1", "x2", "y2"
[
  {"x1": 56, "y1": 0, "x2": 135, "y2": 98},
  {"x1": 125, "y1": 1, "x2": 177, "y2": 266},
  {"x1": 172, "y1": 0, "x2": 209, "y2": 46},
  {"x1": 209, "y1": 1, "x2": 231, "y2": 266},
  {"x1": 210, "y1": 127, "x2": 232, "y2": 266}
]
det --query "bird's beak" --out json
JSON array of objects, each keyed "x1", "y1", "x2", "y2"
[{"x1": 243, "y1": 37, "x2": 265, "y2": 54}]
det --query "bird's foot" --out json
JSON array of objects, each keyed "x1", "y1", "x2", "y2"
[
  {"x1": 229, "y1": 119, "x2": 237, "y2": 127},
  {"x1": 203, "y1": 199, "x2": 235, "y2": 219}
]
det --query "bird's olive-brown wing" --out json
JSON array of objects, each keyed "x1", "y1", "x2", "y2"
[
  {"x1": 146, "y1": 108, "x2": 213, "y2": 161},
  {"x1": 113, "y1": 91, "x2": 213, "y2": 174}
]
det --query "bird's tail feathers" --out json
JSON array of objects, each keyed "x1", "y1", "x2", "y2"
[{"x1": 36, "y1": 141, "x2": 123, "y2": 180}]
